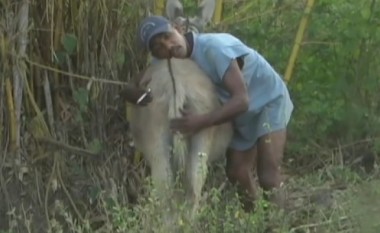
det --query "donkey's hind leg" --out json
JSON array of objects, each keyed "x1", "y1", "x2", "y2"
[
  {"x1": 144, "y1": 134, "x2": 175, "y2": 205},
  {"x1": 184, "y1": 129, "x2": 214, "y2": 216},
  {"x1": 144, "y1": 137, "x2": 179, "y2": 228}
]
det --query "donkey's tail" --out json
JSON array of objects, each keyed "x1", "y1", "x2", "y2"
[
  {"x1": 167, "y1": 59, "x2": 188, "y2": 177},
  {"x1": 168, "y1": 89, "x2": 188, "y2": 178}
]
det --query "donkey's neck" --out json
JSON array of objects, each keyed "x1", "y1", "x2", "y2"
[{"x1": 184, "y1": 32, "x2": 194, "y2": 58}]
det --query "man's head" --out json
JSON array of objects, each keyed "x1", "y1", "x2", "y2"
[
  {"x1": 138, "y1": 0, "x2": 216, "y2": 60},
  {"x1": 138, "y1": 15, "x2": 189, "y2": 59}
]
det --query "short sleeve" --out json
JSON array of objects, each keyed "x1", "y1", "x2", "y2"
[{"x1": 205, "y1": 45, "x2": 249, "y2": 83}]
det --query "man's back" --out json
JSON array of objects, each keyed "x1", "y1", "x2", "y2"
[{"x1": 190, "y1": 32, "x2": 287, "y2": 114}]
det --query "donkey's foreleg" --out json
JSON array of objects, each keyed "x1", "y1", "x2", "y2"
[{"x1": 185, "y1": 129, "x2": 214, "y2": 214}]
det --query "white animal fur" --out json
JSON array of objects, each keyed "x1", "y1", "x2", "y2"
[{"x1": 129, "y1": 0, "x2": 232, "y2": 217}]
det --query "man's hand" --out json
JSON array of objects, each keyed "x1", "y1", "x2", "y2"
[
  {"x1": 170, "y1": 109, "x2": 210, "y2": 135},
  {"x1": 118, "y1": 69, "x2": 153, "y2": 106},
  {"x1": 118, "y1": 86, "x2": 153, "y2": 106}
]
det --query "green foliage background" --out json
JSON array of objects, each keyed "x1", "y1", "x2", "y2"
[
  {"x1": 1, "y1": 0, "x2": 380, "y2": 232},
  {"x1": 219, "y1": 0, "x2": 380, "y2": 167}
]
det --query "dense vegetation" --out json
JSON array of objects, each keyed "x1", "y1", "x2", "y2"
[{"x1": 1, "y1": 0, "x2": 379, "y2": 232}]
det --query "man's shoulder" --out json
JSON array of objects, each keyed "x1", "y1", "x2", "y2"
[
  {"x1": 195, "y1": 32, "x2": 254, "y2": 61},
  {"x1": 196, "y1": 32, "x2": 244, "y2": 48},
  {"x1": 198, "y1": 32, "x2": 237, "y2": 39}
]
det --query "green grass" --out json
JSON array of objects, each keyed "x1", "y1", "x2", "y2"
[{"x1": 4, "y1": 164, "x2": 377, "y2": 233}]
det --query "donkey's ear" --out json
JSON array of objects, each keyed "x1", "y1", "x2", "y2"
[
  {"x1": 198, "y1": 0, "x2": 216, "y2": 24},
  {"x1": 165, "y1": 0, "x2": 184, "y2": 20}
]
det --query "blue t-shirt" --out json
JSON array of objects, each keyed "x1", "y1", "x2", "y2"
[
  {"x1": 150, "y1": 32, "x2": 292, "y2": 150},
  {"x1": 190, "y1": 32, "x2": 288, "y2": 124}
]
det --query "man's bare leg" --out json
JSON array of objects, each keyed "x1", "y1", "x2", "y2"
[
  {"x1": 225, "y1": 145, "x2": 258, "y2": 211},
  {"x1": 256, "y1": 129, "x2": 287, "y2": 208}
]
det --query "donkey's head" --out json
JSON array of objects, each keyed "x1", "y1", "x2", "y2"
[{"x1": 165, "y1": 0, "x2": 216, "y2": 33}]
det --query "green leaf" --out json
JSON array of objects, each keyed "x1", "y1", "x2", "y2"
[
  {"x1": 115, "y1": 52, "x2": 125, "y2": 66},
  {"x1": 73, "y1": 87, "x2": 89, "y2": 113},
  {"x1": 88, "y1": 138, "x2": 103, "y2": 154},
  {"x1": 53, "y1": 51, "x2": 67, "y2": 65},
  {"x1": 374, "y1": 138, "x2": 380, "y2": 154},
  {"x1": 61, "y1": 33, "x2": 77, "y2": 55},
  {"x1": 360, "y1": 7, "x2": 371, "y2": 20},
  {"x1": 105, "y1": 197, "x2": 116, "y2": 209},
  {"x1": 89, "y1": 186, "x2": 101, "y2": 204},
  {"x1": 75, "y1": 111, "x2": 83, "y2": 123}
]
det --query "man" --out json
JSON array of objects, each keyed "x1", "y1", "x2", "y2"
[{"x1": 124, "y1": 15, "x2": 294, "y2": 211}]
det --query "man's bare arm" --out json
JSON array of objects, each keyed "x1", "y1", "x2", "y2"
[{"x1": 204, "y1": 59, "x2": 249, "y2": 126}]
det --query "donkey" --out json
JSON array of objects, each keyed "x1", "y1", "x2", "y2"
[{"x1": 128, "y1": 0, "x2": 233, "y2": 216}]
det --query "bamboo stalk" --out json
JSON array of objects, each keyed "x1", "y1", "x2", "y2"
[
  {"x1": 25, "y1": 60, "x2": 34, "y2": 117},
  {"x1": 24, "y1": 66, "x2": 51, "y2": 139},
  {"x1": 155, "y1": 0, "x2": 165, "y2": 15},
  {"x1": 52, "y1": 0, "x2": 64, "y2": 118},
  {"x1": 43, "y1": 71, "x2": 55, "y2": 136},
  {"x1": 25, "y1": 59, "x2": 129, "y2": 86},
  {"x1": 12, "y1": 0, "x2": 30, "y2": 153},
  {"x1": 213, "y1": 0, "x2": 223, "y2": 24},
  {"x1": 0, "y1": 78, "x2": 4, "y2": 144},
  {"x1": 36, "y1": 137, "x2": 99, "y2": 157},
  {"x1": 284, "y1": 0, "x2": 315, "y2": 83},
  {"x1": 5, "y1": 77, "x2": 17, "y2": 151}
]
